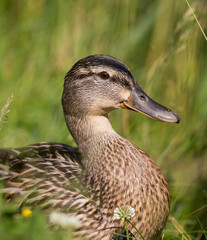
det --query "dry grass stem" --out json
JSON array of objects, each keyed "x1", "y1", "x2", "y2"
[
  {"x1": 169, "y1": 215, "x2": 192, "y2": 240},
  {"x1": 185, "y1": 0, "x2": 207, "y2": 41}
]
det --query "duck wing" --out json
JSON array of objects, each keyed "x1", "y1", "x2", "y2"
[{"x1": 0, "y1": 143, "x2": 95, "y2": 210}]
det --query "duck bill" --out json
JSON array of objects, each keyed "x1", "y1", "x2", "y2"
[{"x1": 121, "y1": 85, "x2": 180, "y2": 123}]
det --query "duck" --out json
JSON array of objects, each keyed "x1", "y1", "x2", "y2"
[{"x1": 0, "y1": 55, "x2": 180, "y2": 240}]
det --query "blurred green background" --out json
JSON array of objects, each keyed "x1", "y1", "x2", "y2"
[{"x1": 0, "y1": 0, "x2": 207, "y2": 239}]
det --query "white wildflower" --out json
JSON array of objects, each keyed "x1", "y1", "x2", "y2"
[
  {"x1": 49, "y1": 212, "x2": 81, "y2": 229},
  {"x1": 114, "y1": 205, "x2": 135, "y2": 220}
]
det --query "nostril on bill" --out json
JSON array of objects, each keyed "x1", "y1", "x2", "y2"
[{"x1": 139, "y1": 95, "x2": 146, "y2": 101}]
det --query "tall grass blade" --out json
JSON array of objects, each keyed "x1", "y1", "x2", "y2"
[
  {"x1": 185, "y1": 0, "x2": 207, "y2": 41},
  {"x1": 169, "y1": 215, "x2": 192, "y2": 240}
]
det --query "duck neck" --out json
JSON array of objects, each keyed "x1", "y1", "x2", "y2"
[{"x1": 65, "y1": 114, "x2": 118, "y2": 163}]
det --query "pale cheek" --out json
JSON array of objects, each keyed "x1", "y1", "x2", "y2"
[{"x1": 120, "y1": 89, "x2": 131, "y2": 100}]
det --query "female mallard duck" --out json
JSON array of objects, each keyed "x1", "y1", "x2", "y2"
[{"x1": 0, "y1": 55, "x2": 180, "y2": 240}]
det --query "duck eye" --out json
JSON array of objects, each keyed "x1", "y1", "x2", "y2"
[{"x1": 99, "y1": 71, "x2": 110, "y2": 79}]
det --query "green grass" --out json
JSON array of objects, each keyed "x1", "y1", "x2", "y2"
[
  {"x1": 0, "y1": 0, "x2": 207, "y2": 239},
  {"x1": 0, "y1": 201, "x2": 76, "y2": 240}
]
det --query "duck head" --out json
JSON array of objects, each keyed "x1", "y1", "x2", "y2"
[{"x1": 62, "y1": 54, "x2": 180, "y2": 123}]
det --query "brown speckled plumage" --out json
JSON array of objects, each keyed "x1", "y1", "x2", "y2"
[{"x1": 0, "y1": 55, "x2": 180, "y2": 240}]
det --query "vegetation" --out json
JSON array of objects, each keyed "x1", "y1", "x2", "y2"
[{"x1": 0, "y1": 0, "x2": 207, "y2": 239}]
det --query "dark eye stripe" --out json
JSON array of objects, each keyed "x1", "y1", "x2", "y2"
[
  {"x1": 65, "y1": 68, "x2": 133, "y2": 90},
  {"x1": 110, "y1": 77, "x2": 132, "y2": 89},
  {"x1": 77, "y1": 73, "x2": 95, "y2": 80}
]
